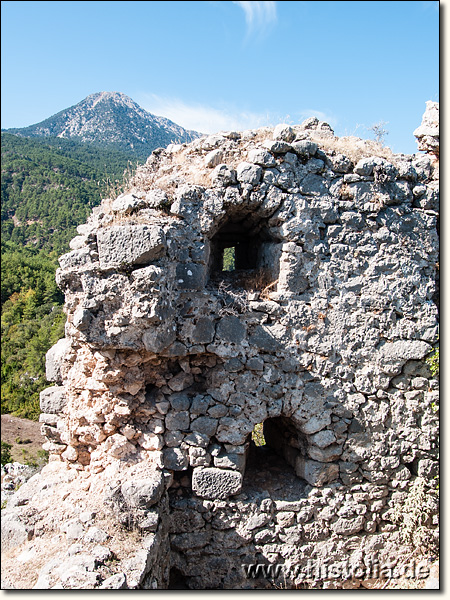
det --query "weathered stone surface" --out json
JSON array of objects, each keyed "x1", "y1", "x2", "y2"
[
  {"x1": 192, "y1": 467, "x2": 243, "y2": 499},
  {"x1": 236, "y1": 162, "x2": 262, "y2": 186},
  {"x1": 216, "y1": 316, "x2": 246, "y2": 343},
  {"x1": 331, "y1": 516, "x2": 365, "y2": 536},
  {"x1": 176, "y1": 263, "x2": 207, "y2": 290},
  {"x1": 414, "y1": 101, "x2": 439, "y2": 156},
  {"x1": 121, "y1": 476, "x2": 164, "y2": 509},
  {"x1": 97, "y1": 225, "x2": 166, "y2": 269},
  {"x1": 45, "y1": 338, "x2": 71, "y2": 383},
  {"x1": 296, "y1": 458, "x2": 339, "y2": 487},
  {"x1": 40, "y1": 386, "x2": 67, "y2": 414},
  {"x1": 163, "y1": 447, "x2": 189, "y2": 470},
  {"x1": 100, "y1": 573, "x2": 128, "y2": 589},
  {"x1": 190, "y1": 317, "x2": 215, "y2": 344}
]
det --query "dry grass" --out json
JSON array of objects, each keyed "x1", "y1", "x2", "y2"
[{"x1": 308, "y1": 131, "x2": 395, "y2": 164}]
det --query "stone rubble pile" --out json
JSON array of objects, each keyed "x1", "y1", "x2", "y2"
[{"x1": 1, "y1": 104, "x2": 439, "y2": 589}]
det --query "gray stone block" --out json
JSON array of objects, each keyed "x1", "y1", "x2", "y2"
[
  {"x1": 175, "y1": 263, "x2": 207, "y2": 290},
  {"x1": 192, "y1": 467, "x2": 243, "y2": 499},
  {"x1": 40, "y1": 386, "x2": 67, "y2": 414},
  {"x1": 45, "y1": 337, "x2": 71, "y2": 383},
  {"x1": 163, "y1": 447, "x2": 189, "y2": 470},
  {"x1": 236, "y1": 162, "x2": 262, "y2": 186},
  {"x1": 190, "y1": 317, "x2": 215, "y2": 344},
  {"x1": 295, "y1": 457, "x2": 339, "y2": 487},
  {"x1": 97, "y1": 224, "x2": 166, "y2": 269},
  {"x1": 249, "y1": 325, "x2": 280, "y2": 352},
  {"x1": 168, "y1": 392, "x2": 191, "y2": 411},
  {"x1": 190, "y1": 416, "x2": 218, "y2": 437},
  {"x1": 165, "y1": 410, "x2": 190, "y2": 431},
  {"x1": 142, "y1": 326, "x2": 176, "y2": 353},
  {"x1": 307, "y1": 444, "x2": 343, "y2": 462},
  {"x1": 120, "y1": 476, "x2": 164, "y2": 509},
  {"x1": 216, "y1": 316, "x2": 246, "y2": 344}
]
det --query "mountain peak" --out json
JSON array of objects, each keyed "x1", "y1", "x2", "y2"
[
  {"x1": 5, "y1": 92, "x2": 201, "y2": 159},
  {"x1": 85, "y1": 91, "x2": 138, "y2": 109}
]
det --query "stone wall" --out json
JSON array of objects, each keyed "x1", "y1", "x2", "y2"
[{"x1": 2, "y1": 104, "x2": 439, "y2": 589}]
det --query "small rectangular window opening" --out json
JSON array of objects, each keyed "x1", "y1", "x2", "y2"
[{"x1": 222, "y1": 246, "x2": 236, "y2": 272}]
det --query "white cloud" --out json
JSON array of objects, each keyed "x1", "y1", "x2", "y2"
[
  {"x1": 138, "y1": 94, "x2": 275, "y2": 134},
  {"x1": 232, "y1": 1, "x2": 277, "y2": 35},
  {"x1": 138, "y1": 93, "x2": 337, "y2": 135}
]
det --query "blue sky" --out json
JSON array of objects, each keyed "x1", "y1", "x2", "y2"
[{"x1": 1, "y1": 1, "x2": 440, "y2": 154}]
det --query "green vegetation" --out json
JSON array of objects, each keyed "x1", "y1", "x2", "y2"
[
  {"x1": 1, "y1": 133, "x2": 139, "y2": 254},
  {"x1": 1, "y1": 441, "x2": 13, "y2": 466},
  {"x1": 426, "y1": 344, "x2": 439, "y2": 378},
  {"x1": 252, "y1": 423, "x2": 266, "y2": 446},
  {"x1": 1, "y1": 133, "x2": 140, "y2": 419},
  {"x1": 222, "y1": 246, "x2": 236, "y2": 271},
  {"x1": 1, "y1": 242, "x2": 66, "y2": 419}
]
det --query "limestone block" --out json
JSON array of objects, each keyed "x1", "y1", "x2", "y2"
[
  {"x1": 299, "y1": 173, "x2": 329, "y2": 196},
  {"x1": 291, "y1": 140, "x2": 318, "y2": 157},
  {"x1": 299, "y1": 413, "x2": 332, "y2": 435},
  {"x1": 72, "y1": 307, "x2": 91, "y2": 331},
  {"x1": 120, "y1": 476, "x2": 164, "y2": 510},
  {"x1": 1, "y1": 513, "x2": 30, "y2": 553},
  {"x1": 246, "y1": 357, "x2": 264, "y2": 371},
  {"x1": 263, "y1": 139, "x2": 293, "y2": 154},
  {"x1": 273, "y1": 124, "x2": 295, "y2": 142},
  {"x1": 192, "y1": 467, "x2": 243, "y2": 499},
  {"x1": 247, "y1": 148, "x2": 276, "y2": 167},
  {"x1": 190, "y1": 416, "x2": 218, "y2": 437},
  {"x1": 40, "y1": 386, "x2": 67, "y2": 414},
  {"x1": 308, "y1": 429, "x2": 337, "y2": 449},
  {"x1": 100, "y1": 574, "x2": 128, "y2": 589},
  {"x1": 248, "y1": 325, "x2": 281, "y2": 353},
  {"x1": 103, "y1": 434, "x2": 137, "y2": 459},
  {"x1": 142, "y1": 326, "x2": 176, "y2": 353},
  {"x1": 204, "y1": 149, "x2": 224, "y2": 168},
  {"x1": 190, "y1": 317, "x2": 215, "y2": 344},
  {"x1": 111, "y1": 193, "x2": 146, "y2": 214},
  {"x1": 211, "y1": 164, "x2": 237, "y2": 186},
  {"x1": 167, "y1": 372, "x2": 194, "y2": 392},
  {"x1": 175, "y1": 263, "x2": 207, "y2": 290},
  {"x1": 168, "y1": 392, "x2": 191, "y2": 411},
  {"x1": 59, "y1": 247, "x2": 98, "y2": 271},
  {"x1": 163, "y1": 447, "x2": 189, "y2": 470},
  {"x1": 213, "y1": 451, "x2": 246, "y2": 472},
  {"x1": 165, "y1": 411, "x2": 190, "y2": 431},
  {"x1": 216, "y1": 316, "x2": 246, "y2": 344},
  {"x1": 45, "y1": 337, "x2": 71, "y2": 383},
  {"x1": 331, "y1": 515, "x2": 365, "y2": 536},
  {"x1": 236, "y1": 162, "x2": 262, "y2": 186},
  {"x1": 307, "y1": 444, "x2": 343, "y2": 462},
  {"x1": 170, "y1": 185, "x2": 201, "y2": 219},
  {"x1": 97, "y1": 225, "x2": 166, "y2": 269},
  {"x1": 184, "y1": 432, "x2": 210, "y2": 448},
  {"x1": 414, "y1": 100, "x2": 439, "y2": 156},
  {"x1": 295, "y1": 457, "x2": 339, "y2": 487},
  {"x1": 377, "y1": 340, "x2": 432, "y2": 363}
]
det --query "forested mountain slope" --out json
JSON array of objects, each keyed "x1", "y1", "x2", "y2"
[{"x1": 1, "y1": 133, "x2": 139, "y2": 418}]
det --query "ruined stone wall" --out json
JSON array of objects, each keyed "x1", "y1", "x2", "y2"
[{"x1": 32, "y1": 106, "x2": 439, "y2": 588}]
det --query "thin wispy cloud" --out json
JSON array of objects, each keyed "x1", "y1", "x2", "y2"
[
  {"x1": 138, "y1": 93, "x2": 336, "y2": 135},
  {"x1": 232, "y1": 1, "x2": 277, "y2": 36},
  {"x1": 138, "y1": 94, "x2": 274, "y2": 134}
]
